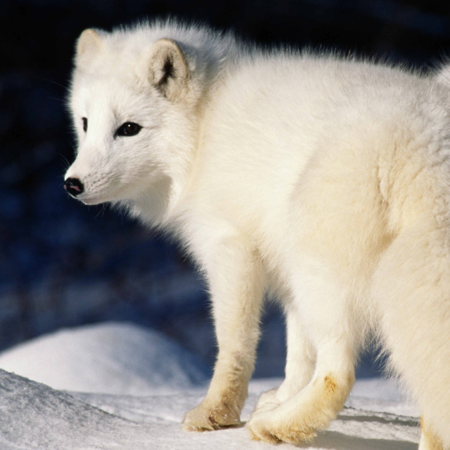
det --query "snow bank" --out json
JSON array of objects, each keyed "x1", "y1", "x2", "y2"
[
  {"x1": 0, "y1": 369, "x2": 421, "y2": 450},
  {"x1": 0, "y1": 322, "x2": 209, "y2": 395},
  {"x1": 0, "y1": 369, "x2": 157, "y2": 450},
  {"x1": 0, "y1": 322, "x2": 422, "y2": 449}
]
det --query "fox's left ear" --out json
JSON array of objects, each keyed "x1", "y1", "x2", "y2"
[
  {"x1": 143, "y1": 39, "x2": 190, "y2": 101},
  {"x1": 75, "y1": 28, "x2": 104, "y2": 69}
]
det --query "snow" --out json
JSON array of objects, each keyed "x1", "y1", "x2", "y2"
[
  {"x1": 0, "y1": 322, "x2": 421, "y2": 450},
  {"x1": 0, "y1": 322, "x2": 209, "y2": 395}
]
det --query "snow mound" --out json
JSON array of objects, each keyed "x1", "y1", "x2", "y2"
[
  {"x1": 0, "y1": 369, "x2": 156, "y2": 450},
  {"x1": 0, "y1": 322, "x2": 209, "y2": 395}
]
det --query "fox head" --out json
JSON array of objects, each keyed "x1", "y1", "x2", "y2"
[{"x1": 64, "y1": 24, "x2": 210, "y2": 223}]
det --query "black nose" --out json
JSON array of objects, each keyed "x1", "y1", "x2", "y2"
[{"x1": 64, "y1": 178, "x2": 84, "y2": 197}]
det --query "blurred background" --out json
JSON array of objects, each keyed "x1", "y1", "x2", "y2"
[{"x1": 1, "y1": 0, "x2": 450, "y2": 379}]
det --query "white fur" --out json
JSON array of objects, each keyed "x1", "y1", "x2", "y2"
[{"x1": 65, "y1": 20, "x2": 450, "y2": 448}]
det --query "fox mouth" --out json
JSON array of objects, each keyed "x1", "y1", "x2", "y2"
[
  {"x1": 77, "y1": 194, "x2": 107, "y2": 205},
  {"x1": 64, "y1": 164, "x2": 160, "y2": 205},
  {"x1": 67, "y1": 191, "x2": 108, "y2": 206},
  {"x1": 64, "y1": 177, "x2": 111, "y2": 205}
]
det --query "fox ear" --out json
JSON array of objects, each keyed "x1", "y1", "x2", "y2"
[
  {"x1": 147, "y1": 39, "x2": 189, "y2": 101},
  {"x1": 76, "y1": 29, "x2": 104, "y2": 68}
]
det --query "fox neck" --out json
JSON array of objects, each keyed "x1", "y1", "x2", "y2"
[{"x1": 126, "y1": 37, "x2": 242, "y2": 230}]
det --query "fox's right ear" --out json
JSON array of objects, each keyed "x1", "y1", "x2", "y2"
[
  {"x1": 75, "y1": 29, "x2": 104, "y2": 69},
  {"x1": 139, "y1": 38, "x2": 190, "y2": 102}
]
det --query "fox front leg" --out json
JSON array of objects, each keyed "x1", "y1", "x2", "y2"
[{"x1": 182, "y1": 230, "x2": 265, "y2": 431}]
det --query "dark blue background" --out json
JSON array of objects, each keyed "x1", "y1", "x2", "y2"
[{"x1": 1, "y1": 0, "x2": 449, "y2": 377}]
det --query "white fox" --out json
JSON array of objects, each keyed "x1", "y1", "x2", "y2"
[{"x1": 64, "y1": 20, "x2": 450, "y2": 449}]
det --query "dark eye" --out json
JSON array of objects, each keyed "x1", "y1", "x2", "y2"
[
  {"x1": 116, "y1": 122, "x2": 142, "y2": 137},
  {"x1": 82, "y1": 117, "x2": 87, "y2": 132}
]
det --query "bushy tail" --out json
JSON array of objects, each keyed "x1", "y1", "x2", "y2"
[{"x1": 372, "y1": 217, "x2": 450, "y2": 447}]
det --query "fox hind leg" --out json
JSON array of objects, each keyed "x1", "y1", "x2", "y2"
[
  {"x1": 247, "y1": 338, "x2": 355, "y2": 444},
  {"x1": 247, "y1": 262, "x2": 357, "y2": 444}
]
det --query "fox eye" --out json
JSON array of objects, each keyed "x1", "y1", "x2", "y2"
[
  {"x1": 82, "y1": 117, "x2": 88, "y2": 132},
  {"x1": 116, "y1": 122, "x2": 142, "y2": 137}
]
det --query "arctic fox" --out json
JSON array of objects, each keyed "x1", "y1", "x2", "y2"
[{"x1": 64, "y1": 20, "x2": 450, "y2": 449}]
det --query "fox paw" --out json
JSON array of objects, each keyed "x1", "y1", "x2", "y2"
[
  {"x1": 182, "y1": 401, "x2": 242, "y2": 431},
  {"x1": 246, "y1": 408, "x2": 317, "y2": 445}
]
